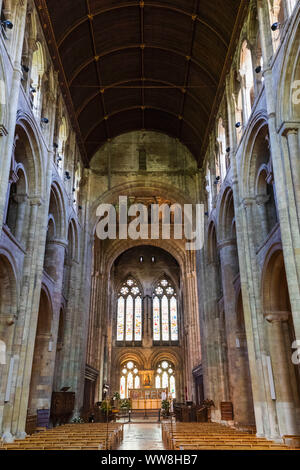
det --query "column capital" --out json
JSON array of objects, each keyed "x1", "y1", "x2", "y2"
[
  {"x1": 14, "y1": 194, "x2": 28, "y2": 204},
  {"x1": 256, "y1": 194, "x2": 270, "y2": 206},
  {"x1": 217, "y1": 238, "x2": 237, "y2": 250},
  {"x1": 47, "y1": 238, "x2": 68, "y2": 248},
  {"x1": 278, "y1": 121, "x2": 300, "y2": 136},
  {"x1": 241, "y1": 197, "x2": 255, "y2": 209},
  {"x1": 29, "y1": 196, "x2": 44, "y2": 206},
  {"x1": 265, "y1": 311, "x2": 291, "y2": 323}
]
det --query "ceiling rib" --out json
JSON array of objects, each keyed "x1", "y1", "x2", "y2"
[
  {"x1": 35, "y1": 0, "x2": 89, "y2": 166},
  {"x1": 178, "y1": 0, "x2": 199, "y2": 140},
  {"x1": 36, "y1": 0, "x2": 248, "y2": 165},
  {"x1": 83, "y1": 105, "x2": 203, "y2": 145},
  {"x1": 86, "y1": 0, "x2": 109, "y2": 140},
  {"x1": 57, "y1": 2, "x2": 228, "y2": 50},
  {"x1": 140, "y1": 1, "x2": 145, "y2": 129},
  {"x1": 199, "y1": 0, "x2": 248, "y2": 158},
  {"x1": 68, "y1": 45, "x2": 218, "y2": 88},
  {"x1": 75, "y1": 78, "x2": 210, "y2": 121}
]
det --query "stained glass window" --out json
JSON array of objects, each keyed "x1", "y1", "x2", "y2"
[
  {"x1": 126, "y1": 295, "x2": 133, "y2": 341},
  {"x1": 116, "y1": 278, "x2": 143, "y2": 343},
  {"x1": 170, "y1": 296, "x2": 178, "y2": 341},
  {"x1": 135, "y1": 296, "x2": 142, "y2": 341},
  {"x1": 155, "y1": 361, "x2": 176, "y2": 398},
  {"x1": 117, "y1": 297, "x2": 125, "y2": 341},
  {"x1": 170, "y1": 375, "x2": 176, "y2": 398},
  {"x1": 120, "y1": 376, "x2": 126, "y2": 399},
  {"x1": 134, "y1": 375, "x2": 140, "y2": 389},
  {"x1": 162, "y1": 296, "x2": 169, "y2": 341},
  {"x1": 127, "y1": 372, "x2": 133, "y2": 393},
  {"x1": 155, "y1": 375, "x2": 161, "y2": 388},
  {"x1": 153, "y1": 296, "x2": 160, "y2": 341},
  {"x1": 152, "y1": 278, "x2": 178, "y2": 342},
  {"x1": 162, "y1": 371, "x2": 168, "y2": 388},
  {"x1": 120, "y1": 362, "x2": 140, "y2": 398}
]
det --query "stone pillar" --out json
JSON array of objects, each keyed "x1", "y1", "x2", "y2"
[
  {"x1": 14, "y1": 194, "x2": 28, "y2": 242},
  {"x1": 257, "y1": 0, "x2": 300, "y2": 342},
  {"x1": 0, "y1": 0, "x2": 27, "y2": 232},
  {"x1": 282, "y1": 127, "x2": 300, "y2": 221},
  {"x1": 255, "y1": 195, "x2": 270, "y2": 243},
  {"x1": 219, "y1": 238, "x2": 254, "y2": 425},
  {"x1": 266, "y1": 312, "x2": 298, "y2": 436}
]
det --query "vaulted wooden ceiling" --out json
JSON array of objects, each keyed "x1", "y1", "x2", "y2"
[{"x1": 36, "y1": 1, "x2": 247, "y2": 166}]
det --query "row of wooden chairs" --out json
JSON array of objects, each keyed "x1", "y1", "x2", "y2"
[
  {"x1": 2, "y1": 423, "x2": 123, "y2": 451},
  {"x1": 162, "y1": 422, "x2": 299, "y2": 450}
]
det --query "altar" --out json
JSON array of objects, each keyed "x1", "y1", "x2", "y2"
[{"x1": 129, "y1": 388, "x2": 167, "y2": 410}]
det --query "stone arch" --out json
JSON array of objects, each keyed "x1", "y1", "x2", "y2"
[
  {"x1": 67, "y1": 217, "x2": 79, "y2": 262},
  {"x1": 277, "y1": 8, "x2": 300, "y2": 122},
  {"x1": 0, "y1": 250, "x2": 18, "y2": 347},
  {"x1": 261, "y1": 245, "x2": 300, "y2": 435},
  {"x1": 89, "y1": 178, "x2": 194, "y2": 233},
  {"x1": 217, "y1": 186, "x2": 236, "y2": 242},
  {"x1": 207, "y1": 221, "x2": 218, "y2": 264},
  {"x1": 239, "y1": 113, "x2": 269, "y2": 199},
  {"x1": 105, "y1": 239, "x2": 187, "y2": 276},
  {"x1": 43, "y1": 181, "x2": 67, "y2": 279},
  {"x1": 28, "y1": 285, "x2": 54, "y2": 414},
  {"x1": 241, "y1": 117, "x2": 278, "y2": 246},
  {"x1": 261, "y1": 244, "x2": 291, "y2": 315},
  {"x1": 114, "y1": 350, "x2": 146, "y2": 371},
  {"x1": 149, "y1": 349, "x2": 182, "y2": 370},
  {"x1": 14, "y1": 114, "x2": 44, "y2": 197},
  {"x1": 47, "y1": 180, "x2": 67, "y2": 241},
  {"x1": 0, "y1": 251, "x2": 18, "y2": 430}
]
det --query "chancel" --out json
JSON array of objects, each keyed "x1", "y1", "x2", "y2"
[{"x1": 0, "y1": 0, "x2": 300, "y2": 452}]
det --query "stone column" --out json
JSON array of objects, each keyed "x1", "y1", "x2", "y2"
[
  {"x1": 14, "y1": 194, "x2": 28, "y2": 242},
  {"x1": 219, "y1": 238, "x2": 254, "y2": 425},
  {"x1": 266, "y1": 312, "x2": 298, "y2": 436},
  {"x1": 282, "y1": 127, "x2": 300, "y2": 221},
  {"x1": 255, "y1": 195, "x2": 270, "y2": 243},
  {"x1": 0, "y1": 0, "x2": 27, "y2": 232},
  {"x1": 257, "y1": 0, "x2": 300, "y2": 342}
]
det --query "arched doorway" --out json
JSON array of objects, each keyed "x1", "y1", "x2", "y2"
[
  {"x1": 262, "y1": 248, "x2": 300, "y2": 436},
  {"x1": 28, "y1": 288, "x2": 53, "y2": 414}
]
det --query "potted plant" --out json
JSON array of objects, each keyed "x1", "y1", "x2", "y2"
[
  {"x1": 161, "y1": 399, "x2": 170, "y2": 418},
  {"x1": 113, "y1": 392, "x2": 121, "y2": 409},
  {"x1": 120, "y1": 398, "x2": 131, "y2": 410},
  {"x1": 71, "y1": 416, "x2": 85, "y2": 424}
]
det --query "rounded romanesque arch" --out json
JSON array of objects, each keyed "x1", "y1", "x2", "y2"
[
  {"x1": 28, "y1": 285, "x2": 54, "y2": 414},
  {"x1": 217, "y1": 185, "x2": 236, "y2": 243},
  {"x1": 276, "y1": 4, "x2": 300, "y2": 121}
]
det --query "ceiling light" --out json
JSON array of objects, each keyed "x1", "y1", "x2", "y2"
[
  {"x1": 2, "y1": 20, "x2": 13, "y2": 29},
  {"x1": 271, "y1": 22, "x2": 280, "y2": 31}
]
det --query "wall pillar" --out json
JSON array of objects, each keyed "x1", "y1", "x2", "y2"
[{"x1": 266, "y1": 312, "x2": 298, "y2": 436}]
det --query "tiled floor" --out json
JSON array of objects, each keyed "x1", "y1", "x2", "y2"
[{"x1": 118, "y1": 423, "x2": 166, "y2": 450}]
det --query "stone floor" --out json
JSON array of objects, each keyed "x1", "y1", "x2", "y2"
[{"x1": 117, "y1": 423, "x2": 166, "y2": 450}]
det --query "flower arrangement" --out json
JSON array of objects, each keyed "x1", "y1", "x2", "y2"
[
  {"x1": 120, "y1": 398, "x2": 131, "y2": 410},
  {"x1": 71, "y1": 417, "x2": 85, "y2": 424},
  {"x1": 161, "y1": 399, "x2": 170, "y2": 417}
]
